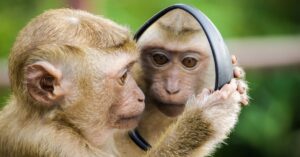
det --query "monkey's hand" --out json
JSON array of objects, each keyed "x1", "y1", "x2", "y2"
[
  {"x1": 188, "y1": 79, "x2": 242, "y2": 135},
  {"x1": 161, "y1": 80, "x2": 243, "y2": 157},
  {"x1": 146, "y1": 80, "x2": 243, "y2": 157},
  {"x1": 232, "y1": 54, "x2": 249, "y2": 106}
]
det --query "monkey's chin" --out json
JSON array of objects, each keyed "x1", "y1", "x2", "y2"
[
  {"x1": 115, "y1": 114, "x2": 142, "y2": 129},
  {"x1": 154, "y1": 100, "x2": 185, "y2": 117}
]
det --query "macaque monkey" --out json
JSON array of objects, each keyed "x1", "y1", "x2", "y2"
[
  {"x1": 0, "y1": 9, "x2": 145, "y2": 157},
  {"x1": 114, "y1": 9, "x2": 249, "y2": 157}
]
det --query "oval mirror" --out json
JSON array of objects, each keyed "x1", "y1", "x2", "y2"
[{"x1": 129, "y1": 4, "x2": 233, "y2": 150}]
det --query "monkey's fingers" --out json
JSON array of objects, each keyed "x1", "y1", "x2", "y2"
[
  {"x1": 240, "y1": 94, "x2": 249, "y2": 106},
  {"x1": 232, "y1": 90, "x2": 243, "y2": 104},
  {"x1": 217, "y1": 79, "x2": 237, "y2": 100},
  {"x1": 237, "y1": 79, "x2": 248, "y2": 95},
  {"x1": 196, "y1": 88, "x2": 211, "y2": 100},
  {"x1": 233, "y1": 66, "x2": 245, "y2": 79},
  {"x1": 236, "y1": 79, "x2": 249, "y2": 106},
  {"x1": 231, "y1": 55, "x2": 238, "y2": 65}
]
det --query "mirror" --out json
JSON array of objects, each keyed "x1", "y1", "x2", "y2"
[
  {"x1": 129, "y1": 4, "x2": 233, "y2": 150},
  {"x1": 135, "y1": 4, "x2": 233, "y2": 91}
]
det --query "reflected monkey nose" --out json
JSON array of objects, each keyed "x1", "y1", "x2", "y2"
[
  {"x1": 165, "y1": 88, "x2": 180, "y2": 95},
  {"x1": 165, "y1": 76, "x2": 180, "y2": 95}
]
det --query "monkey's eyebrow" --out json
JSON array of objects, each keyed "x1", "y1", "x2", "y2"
[
  {"x1": 126, "y1": 60, "x2": 137, "y2": 69},
  {"x1": 141, "y1": 46, "x2": 166, "y2": 53},
  {"x1": 141, "y1": 46, "x2": 203, "y2": 55},
  {"x1": 117, "y1": 60, "x2": 136, "y2": 76},
  {"x1": 118, "y1": 60, "x2": 136, "y2": 74}
]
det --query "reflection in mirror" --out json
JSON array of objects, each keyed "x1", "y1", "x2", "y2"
[{"x1": 137, "y1": 9, "x2": 216, "y2": 116}]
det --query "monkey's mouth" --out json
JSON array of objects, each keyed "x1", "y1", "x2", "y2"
[
  {"x1": 153, "y1": 97, "x2": 185, "y2": 108},
  {"x1": 150, "y1": 91, "x2": 187, "y2": 107},
  {"x1": 118, "y1": 114, "x2": 142, "y2": 122},
  {"x1": 152, "y1": 98, "x2": 186, "y2": 117},
  {"x1": 160, "y1": 101, "x2": 185, "y2": 108}
]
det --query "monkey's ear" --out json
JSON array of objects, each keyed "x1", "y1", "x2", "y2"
[{"x1": 25, "y1": 61, "x2": 65, "y2": 107}]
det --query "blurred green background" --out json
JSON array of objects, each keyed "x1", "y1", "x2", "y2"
[{"x1": 0, "y1": 0, "x2": 299, "y2": 157}]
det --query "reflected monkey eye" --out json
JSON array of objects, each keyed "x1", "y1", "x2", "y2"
[
  {"x1": 182, "y1": 57, "x2": 198, "y2": 68},
  {"x1": 152, "y1": 53, "x2": 169, "y2": 66},
  {"x1": 119, "y1": 71, "x2": 128, "y2": 86}
]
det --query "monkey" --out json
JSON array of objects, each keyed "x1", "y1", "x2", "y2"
[
  {"x1": 0, "y1": 9, "x2": 145, "y2": 157},
  {"x1": 114, "y1": 9, "x2": 249, "y2": 157}
]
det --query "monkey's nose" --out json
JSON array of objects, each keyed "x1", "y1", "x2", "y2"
[
  {"x1": 138, "y1": 98, "x2": 144, "y2": 102},
  {"x1": 165, "y1": 88, "x2": 180, "y2": 95}
]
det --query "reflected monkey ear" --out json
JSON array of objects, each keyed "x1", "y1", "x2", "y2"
[{"x1": 25, "y1": 61, "x2": 65, "y2": 107}]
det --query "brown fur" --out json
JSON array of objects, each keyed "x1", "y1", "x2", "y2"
[
  {"x1": 9, "y1": 8, "x2": 135, "y2": 100},
  {"x1": 1, "y1": 8, "x2": 144, "y2": 157}
]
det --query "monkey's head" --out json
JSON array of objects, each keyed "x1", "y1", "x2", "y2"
[
  {"x1": 137, "y1": 9, "x2": 215, "y2": 117},
  {"x1": 8, "y1": 9, "x2": 145, "y2": 146}
]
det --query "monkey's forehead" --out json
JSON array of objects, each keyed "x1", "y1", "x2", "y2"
[
  {"x1": 87, "y1": 51, "x2": 137, "y2": 75},
  {"x1": 137, "y1": 26, "x2": 211, "y2": 55},
  {"x1": 13, "y1": 8, "x2": 132, "y2": 52}
]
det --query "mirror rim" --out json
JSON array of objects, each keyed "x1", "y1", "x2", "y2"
[{"x1": 134, "y1": 3, "x2": 233, "y2": 90}]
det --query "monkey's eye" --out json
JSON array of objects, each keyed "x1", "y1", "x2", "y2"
[
  {"x1": 152, "y1": 53, "x2": 169, "y2": 66},
  {"x1": 40, "y1": 76, "x2": 54, "y2": 92},
  {"x1": 119, "y1": 71, "x2": 128, "y2": 86},
  {"x1": 182, "y1": 57, "x2": 198, "y2": 68}
]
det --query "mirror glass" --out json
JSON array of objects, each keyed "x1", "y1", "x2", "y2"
[{"x1": 137, "y1": 9, "x2": 216, "y2": 95}]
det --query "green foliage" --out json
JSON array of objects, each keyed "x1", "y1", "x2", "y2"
[
  {"x1": 0, "y1": 0, "x2": 63, "y2": 58},
  {"x1": 98, "y1": 0, "x2": 300, "y2": 37},
  {"x1": 215, "y1": 68, "x2": 300, "y2": 157},
  {"x1": 0, "y1": 88, "x2": 10, "y2": 109}
]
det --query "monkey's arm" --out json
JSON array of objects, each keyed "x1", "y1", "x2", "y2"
[
  {"x1": 45, "y1": 127, "x2": 115, "y2": 157},
  {"x1": 145, "y1": 78, "x2": 247, "y2": 157},
  {"x1": 145, "y1": 105, "x2": 215, "y2": 157}
]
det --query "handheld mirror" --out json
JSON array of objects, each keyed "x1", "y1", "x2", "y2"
[{"x1": 129, "y1": 4, "x2": 233, "y2": 150}]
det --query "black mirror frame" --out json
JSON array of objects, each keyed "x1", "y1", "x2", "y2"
[{"x1": 134, "y1": 4, "x2": 233, "y2": 90}]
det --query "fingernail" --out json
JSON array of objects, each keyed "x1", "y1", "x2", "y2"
[
  {"x1": 234, "y1": 70, "x2": 240, "y2": 78},
  {"x1": 238, "y1": 86, "x2": 245, "y2": 94},
  {"x1": 232, "y1": 55, "x2": 237, "y2": 64}
]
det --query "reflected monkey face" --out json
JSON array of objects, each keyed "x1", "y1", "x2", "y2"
[
  {"x1": 137, "y1": 9, "x2": 216, "y2": 117},
  {"x1": 141, "y1": 44, "x2": 211, "y2": 117}
]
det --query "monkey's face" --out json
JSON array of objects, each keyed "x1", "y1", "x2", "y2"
[
  {"x1": 81, "y1": 52, "x2": 146, "y2": 130},
  {"x1": 141, "y1": 48, "x2": 210, "y2": 117},
  {"x1": 54, "y1": 52, "x2": 145, "y2": 147},
  {"x1": 107, "y1": 73, "x2": 145, "y2": 129},
  {"x1": 23, "y1": 47, "x2": 145, "y2": 148},
  {"x1": 138, "y1": 29, "x2": 214, "y2": 117}
]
